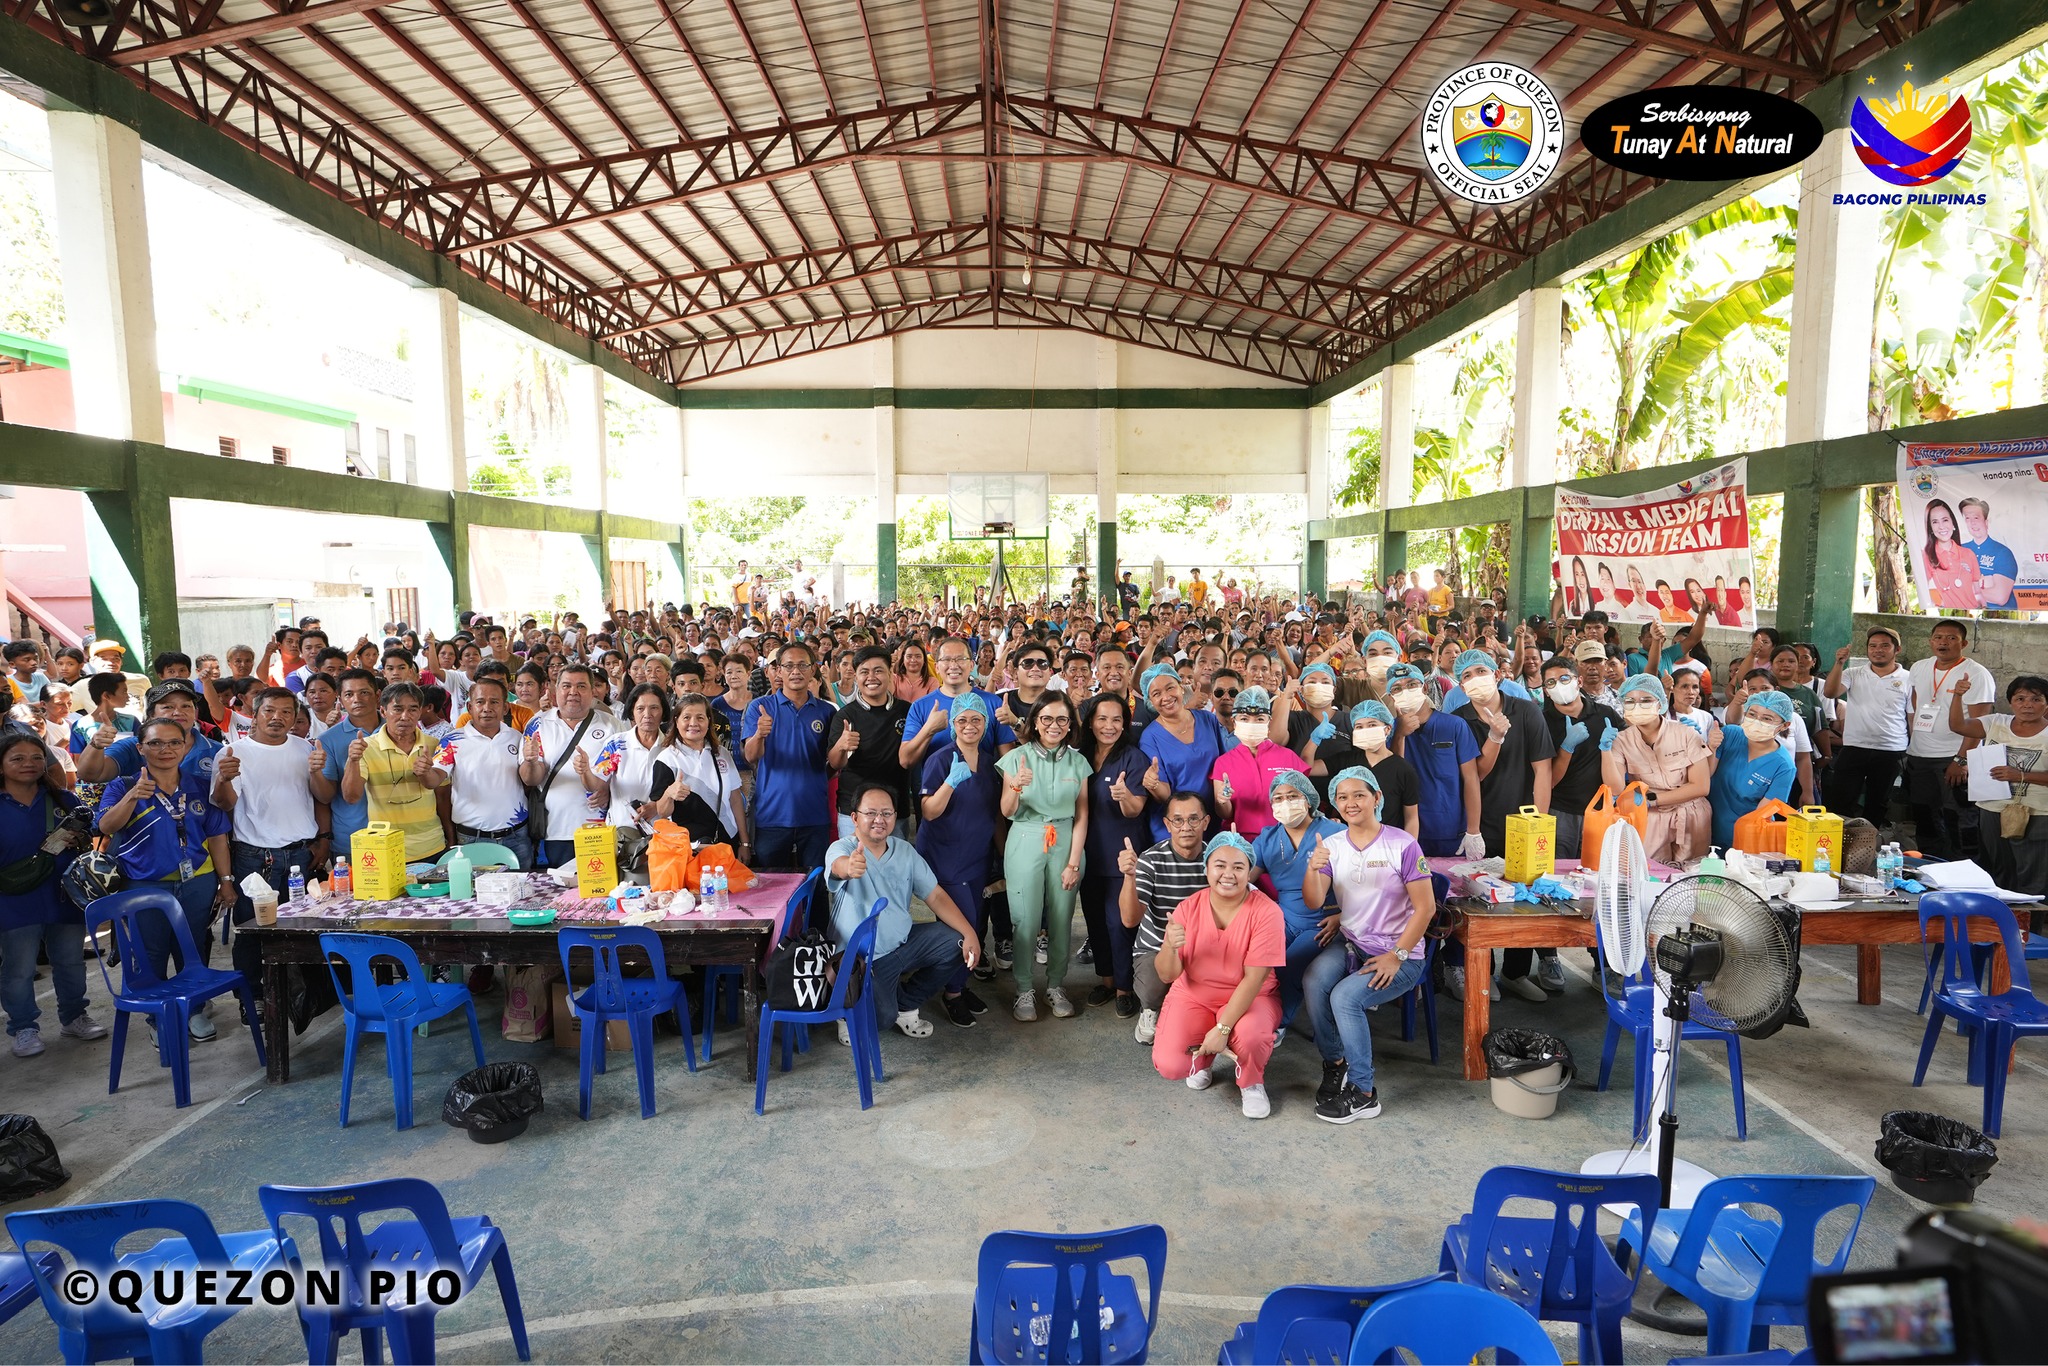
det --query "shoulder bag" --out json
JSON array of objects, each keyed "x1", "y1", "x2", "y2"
[{"x1": 525, "y1": 710, "x2": 595, "y2": 854}]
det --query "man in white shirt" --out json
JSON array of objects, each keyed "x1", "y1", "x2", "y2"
[
  {"x1": 433, "y1": 675, "x2": 534, "y2": 869},
  {"x1": 516, "y1": 663, "x2": 617, "y2": 870},
  {"x1": 1824, "y1": 627, "x2": 1914, "y2": 825},
  {"x1": 1904, "y1": 620, "x2": 1995, "y2": 859},
  {"x1": 210, "y1": 686, "x2": 324, "y2": 990}
]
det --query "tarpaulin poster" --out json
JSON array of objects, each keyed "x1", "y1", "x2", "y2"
[
  {"x1": 1553, "y1": 458, "x2": 1755, "y2": 627},
  {"x1": 1899, "y1": 436, "x2": 2048, "y2": 613}
]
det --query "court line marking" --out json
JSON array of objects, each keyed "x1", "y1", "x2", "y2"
[{"x1": 437, "y1": 1281, "x2": 1261, "y2": 1352}]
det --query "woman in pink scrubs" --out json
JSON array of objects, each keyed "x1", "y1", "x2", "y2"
[{"x1": 1150, "y1": 832, "x2": 1285, "y2": 1120}]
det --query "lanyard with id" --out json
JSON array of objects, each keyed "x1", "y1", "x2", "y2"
[{"x1": 1917, "y1": 662, "x2": 1962, "y2": 734}]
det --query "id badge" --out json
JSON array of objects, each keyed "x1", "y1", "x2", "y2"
[
  {"x1": 1913, "y1": 706, "x2": 1938, "y2": 733},
  {"x1": 40, "y1": 828, "x2": 72, "y2": 855}
]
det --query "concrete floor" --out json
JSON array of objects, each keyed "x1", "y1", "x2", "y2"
[{"x1": 1, "y1": 933, "x2": 2040, "y2": 1364}]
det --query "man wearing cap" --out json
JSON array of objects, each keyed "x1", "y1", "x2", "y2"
[
  {"x1": 86, "y1": 638, "x2": 128, "y2": 676},
  {"x1": 1571, "y1": 638, "x2": 1621, "y2": 711},
  {"x1": 74, "y1": 680, "x2": 222, "y2": 788}
]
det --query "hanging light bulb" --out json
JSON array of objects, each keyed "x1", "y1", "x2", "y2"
[
  {"x1": 1021, "y1": 265, "x2": 1033, "y2": 290},
  {"x1": 55, "y1": 0, "x2": 116, "y2": 25}
]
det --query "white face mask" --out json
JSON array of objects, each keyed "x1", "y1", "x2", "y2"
[
  {"x1": 1547, "y1": 678, "x2": 1580, "y2": 706},
  {"x1": 1623, "y1": 701, "x2": 1662, "y2": 728},
  {"x1": 1462, "y1": 674, "x2": 1498, "y2": 704},
  {"x1": 1233, "y1": 718, "x2": 1269, "y2": 747},
  {"x1": 1302, "y1": 681, "x2": 1335, "y2": 708},
  {"x1": 1742, "y1": 717, "x2": 1783, "y2": 744},
  {"x1": 1269, "y1": 794, "x2": 1309, "y2": 828},
  {"x1": 1365, "y1": 656, "x2": 1393, "y2": 679},
  {"x1": 1391, "y1": 688, "x2": 1424, "y2": 715},
  {"x1": 1353, "y1": 723, "x2": 1388, "y2": 751}
]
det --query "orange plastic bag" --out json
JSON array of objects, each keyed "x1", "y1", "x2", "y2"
[
  {"x1": 646, "y1": 821, "x2": 695, "y2": 892},
  {"x1": 1732, "y1": 798, "x2": 1799, "y2": 856},
  {"x1": 1580, "y1": 783, "x2": 1651, "y2": 870},
  {"x1": 686, "y1": 843, "x2": 756, "y2": 894}
]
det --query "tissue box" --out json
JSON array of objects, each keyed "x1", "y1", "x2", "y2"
[
  {"x1": 573, "y1": 824, "x2": 617, "y2": 898},
  {"x1": 1503, "y1": 806, "x2": 1557, "y2": 883},
  {"x1": 350, "y1": 823, "x2": 408, "y2": 901}
]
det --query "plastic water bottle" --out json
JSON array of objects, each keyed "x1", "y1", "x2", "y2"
[
  {"x1": 713, "y1": 866, "x2": 731, "y2": 914},
  {"x1": 446, "y1": 846, "x2": 473, "y2": 900},
  {"x1": 286, "y1": 864, "x2": 305, "y2": 903},
  {"x1": 331, "y1": 857, "x2": 352, "y2": 899},
  {"x1": 1813, "y1": 842, "x2": 1832, "y2": 876}
]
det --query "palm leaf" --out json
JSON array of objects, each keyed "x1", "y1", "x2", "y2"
[{"x1": 1623, "y1": 265, "x2": 1794, "y2": 446}]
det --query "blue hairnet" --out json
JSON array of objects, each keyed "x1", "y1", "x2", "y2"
[
  {"x1": 949, "y1": 692, "x2": 989, "y2": 722},
  {"x1": 1454, "y1": 649, "x2": 1496, "y2": 680},
  {"x1": 1619, "y1": 672, "x2": 1667, "y2": 708},
  {"x1": 1301, "y1": 662, "x2": 1336, "y2": 683},
  {"x1": 1233, "y1": 684, "x2": 1273, "y2": 714},
  {"x1": 1350, "y1": 699, "x2": 1394, "y2": 726},
  {"x1": 1269, "y1": 769, "x2": 1317, "y2": 802},
  {"x1": 1363, "y1": 630, "x2": 1401, "y2": 655},
  {"x1": 1745, "y1": 689, "x2": 1795, "y2": 724},
  {"x1": 1331, "y1": 765, "x2": 1382, "y2": 795},
  {"x1": 1204, "y1": 832, "x2": 1256, "y2": 863},
  {"x1": 1387, "y1": 663, "x2": 1426, "y2": 685},
  {"x1": 1140, "y1": 663, "x2": 1180, "y2": 700}
]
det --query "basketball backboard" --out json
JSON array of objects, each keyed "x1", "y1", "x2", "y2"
[{"x1": 949, "y1": 473, "x2": 1050, "y2": 540}]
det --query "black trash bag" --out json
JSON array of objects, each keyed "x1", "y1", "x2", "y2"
[
  {"x1": 1483, "y1": 1028, "x2": 1576, "y2": 1083},
  {"x1": 0, "y1": 1113, "x2": 71, "y2": 1202},
  {"x1": 442, "y1": 1063, "x2": 543, "y2": 1144},
  {"x1": 1876, "y1": 1110, "x2": 1998, "y2": 1205}
]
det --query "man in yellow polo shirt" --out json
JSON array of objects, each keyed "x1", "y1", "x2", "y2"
[{"x1": 340, "y1": 680, "x2": 448, "y2": 860}]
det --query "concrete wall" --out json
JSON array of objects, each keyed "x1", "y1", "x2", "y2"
[
  {"x1": 177, "y1": 598, "x2": 278, "y2": 662},
  {"x1": 1702, "y1": 612, "x2": 2045, "y2": 686}
]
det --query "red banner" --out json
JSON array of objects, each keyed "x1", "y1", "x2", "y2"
[{"x1": 1553, "y1": 459, "x2": 1755, "y2": 628}]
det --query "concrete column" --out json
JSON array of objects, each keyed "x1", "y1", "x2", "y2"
[
  {"x1": 1510, "y1": 287, "x2": 1562, "y2": 488},
  {"x1": 566, "y1": 362, "x2": 609, "y2": 511},
  {"x1": 875, "y1": 341, "x2": 898, "y2": 603},
  {"x1": 662, "y1": 405, "x2": 688, "y2": 603},
  {"x1": 1378, "y1": 364, "x2": 1416, "y2": 584},
  {"x1": 1095, "y1": 337, "x2": 1119, "y2": 607},
  {"x1": 85, "y1": 471, "x2": 178, "y2": 660},
  {"x1": 412, "y1": 287, "x2": 466, "y2": 493},
  {"x1": 433, "y1": 498, "x2": 473, "y2": 617},
  {"x1": 1303, "y1": 402, "x2": 1332, "y2": 599},
  {"x1": 48, "y1": 111, "x2": 163, "y2": 445}
]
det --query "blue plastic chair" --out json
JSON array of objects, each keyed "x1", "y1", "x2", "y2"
[
  {"x1": 1616, "y1": 1174, "x2": 1876, "y2": 1359},
  {"x1": 1594, "y1": 917, "x2": 1747, "y2": 1140},
  {"x1": 1396, "y1": 935, "x2": 1440, "y2": 1064},
  {"x1": 321, "y1": 932, "x2": 486, "y2": 1130},
  {"x1": 4, "y1": 1199, "x2": 288, "y2": 1365},
  {"x1": 1439, "y1": 1165, "x2": 1660, "y2": 1365},
  {"x1": 88, "y1": 889, "x2": 267, "y2": 1108},
  {"x1": 969, "y1": 1224, "x2": 1167, "y2": 1365},
  {"x1": 556, "y1": 925, "x2": 696, "y2": 1119},
  {"x1": 259, "y1": 1178, "x2": 529, "y2": 1365},
  {"x1": 1217, "y1": 1275, "x2": 1448, "y2": 1364},
  {"x1": 754, "y1": 901, "x2": 886, "y2": 1115},
  {"x1": 1913, "y1": 891, "x2": 2048, "y2": 1137},
  {"x1": 1346, "y1": 1280, "x2": 1561, "y2": 1364},
  {"x1": 701, "y1": 868, "x2": 819, "y2": 1063},
  {"x1": 437, "y1": 842, "x2": 519, "y2": 872},
  {"x1": 1668, "y1": 1352, "x2": 1809, "y2": 1364},
  {"x1": 1914, "y1": 938, "x2": 1996, "y2": 1015},
  {"x1": 0, "y1": 1250, "x2": 60, "y2": 1329}
]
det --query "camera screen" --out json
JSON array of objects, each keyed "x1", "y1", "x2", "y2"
[{"x1": 1824, "y1": 1275, "x2": 1959, "y2": 1363}]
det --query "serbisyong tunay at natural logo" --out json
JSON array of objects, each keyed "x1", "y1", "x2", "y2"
[
  {"x1": 1420, "y1": 62, "x2": 1563, "y2": 205},
  {"x1": 1581, "y1": 84, "x2": 1822, "y2": 181}
]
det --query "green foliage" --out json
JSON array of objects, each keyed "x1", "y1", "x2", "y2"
[{"x1": 0, "y1": 163, "x2": 63, "y2": 341}]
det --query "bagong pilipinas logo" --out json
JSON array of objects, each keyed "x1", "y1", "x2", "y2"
[
  {"x1": 1421, "y1": 63, "x2": 1563, "y2": 204},
  {"x1": 1852, "y1": 78, "x2": 1971, "y2": 187}
]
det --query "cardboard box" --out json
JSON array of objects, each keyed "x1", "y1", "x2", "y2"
[
  {"x1": 573, "y1": 823, "x2": 617, "y2": 898},
  {"x1": 350, "y1": 823, "x2": 408, "y2": 901},
  {"x1": 1503, "y1": 806, "x2": 1557, "y2": 883},
  {"x1": 549, "y1": 980, "x2": 634, "y2": 1054}
]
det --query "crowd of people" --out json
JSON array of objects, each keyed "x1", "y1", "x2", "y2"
[{"x1": 3, "y1": 566, "x2": 2043, "y2": 1125}]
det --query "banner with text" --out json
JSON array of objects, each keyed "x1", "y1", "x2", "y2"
[
  {"x1": 1554, "y1": 458, "x2": 1755, "y2": 627},
  {"x1": 1898, "y1": 436, "x2": 2048, "y2": 613}
]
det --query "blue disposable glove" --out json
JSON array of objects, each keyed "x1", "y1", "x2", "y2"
[
  {"x1": 946, "y1": 756, "x2": 972, "y2": 788},
  {"x1": 1598, "y1": 724, "x2": 1617, "y2": 753},
  {"x1": 1309, "y1": 721, "x2": 1337, "y2": 743},
  {"x1": 1560, "y1": 718, "x2": 1589, "y2": 753}
]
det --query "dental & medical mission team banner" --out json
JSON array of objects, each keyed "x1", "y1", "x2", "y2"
[
  {"x1": 1899, "y1": 437, "x2": 2048, "y2": 613},
  {"x1": 1553, "y1": 459, "x2": 1757, "y2": 628}
]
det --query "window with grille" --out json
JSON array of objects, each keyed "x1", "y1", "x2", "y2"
[
  {"x1": 271, "y1": 446, "x2": 290, "y2": 465},
  {"x1": 376, "y1": 428, "x2": 391, "y2": 480},
  {"x1": 386, "y1": 587, "x2": 419, "y2": 630},
  {"x1": 218, "y1": 436, "x2": 239, "y2": 458}
]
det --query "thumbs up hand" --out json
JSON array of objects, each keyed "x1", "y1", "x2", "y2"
[
  {"x1": 1118, "y1": 837, "x2": 1138, "y2": 877},
  {"x1": 1010, "y1": 755, "x2": 1034, "y2": 793},
  {"x1": 308, "y1": 745, "x2": 327, "y2": 779},
  {"x1": 755, "y1": 706, "x2": 774, "y2": 736},
  {"x1": 347, "y1": 735, "x2": 368, "y2": 766},
  {"x1": 411, "y1": 743, "x2": 433, "y2": 778},
  {"x1": 1109, "y1": 769, "x2": 1131, "y2": 802},
  {"x1": 522, "y1": 730, "x2": 544, "y2": 761},
  {"x1": 214, "y1": 744, "x2": 241, "y2": 783},
  {"x1": 847, "y1": 843, "x2": 868, "y2": 878},
  {"x1": 837, "y1": 725, "x2": 861, "y2": 755},
  {"x1": 1307, "y1": 839, "x2": 1332, "y2": 873},
  {"x1": 1144, "y1": 756, "x2": 1163, "y2": 793}
]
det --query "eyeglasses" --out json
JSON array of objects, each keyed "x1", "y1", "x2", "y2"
[
  {"x1": 139, "y1": 739, "x2": 184, "y2": 749},
  {"x1": 855, "y1": 810, "x2": 894, "y2": 821},
  {"x1": 1212, "y1": 688, "x2": 1239, "y2": 699},
  {"x1": 1164, "y1": 813, "x2": 1208, "y2": 827},
  {"x1": 1037, "y1": 716, "x2": 1071, "y2": 728}
]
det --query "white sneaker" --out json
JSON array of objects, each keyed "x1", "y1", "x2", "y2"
[
  {"x1": 1186, "y1": 1055, "x2": 1214, "y2": 1091},
  {"x1": 11, "y1": 1028, "x2": 43, "y2": 1058},
  {"x1": 1273, "y1": 1027, "x2": 1287, "y2": 1048},
  {"x1": 61, "y1": 1012, "x2": 109, "y2": 1040},
  {"x1": 1046, "y1": 987, "x2": 1075, "y2": 1019},
  {"x1": 895, "y1": 1010, "x2": 934, "y2": 1039},
  {"x1": 836, "y1": 1020, "x2": 852, "y2": 1046},
  {"x1": 188, "y1": 1012, "x2": 218, "y2": 1041},
  {"x1": 1240, "y1": 1082, "x2": 1270, "y2": 1119},
  {"x1": 1443, "y1": 966, "x2": 1466, "y2": 1001},
  {"x1": 1536, "y1": 956, "x2": 1568, "y2": 993},
  {"x1": 1134, "y1": 1008, "x2": 1158, "y2": 1044},
  {"x1": 1013, "y1": 992, "x2": 1038, "y2": 1022},
  {"x1": 1501, "y1": 974, "x2": 1547, "y2": 1003}
]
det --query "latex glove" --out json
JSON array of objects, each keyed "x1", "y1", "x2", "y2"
[
  {"x1": 1559, "y1": 718, "x2": 1588, "y2": 753},
  {"x1": 1458, "y1": 832, "x2": 1487, "y2": 860},
  {"x1": 1598, "y1": 725, "x2": 1617, "y2": 753},
  {"x1": 1309, "y1": 721, "x2": 1337, "y2": 743},
  {"x1": 946, "y1": 756, "x2": 972, "y2": 788}
]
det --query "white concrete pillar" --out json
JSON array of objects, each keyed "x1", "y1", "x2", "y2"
[
  {"x1": 1378, "y1": 362, "x2": 1416, "y2": 510},
  {"x1": 411, "y1": 287, "x2": 466, "y2": 492},
  {"x1": 1305, "y1": 403, "x2": 1333, "y2": 520},
  {"x1": 1510, "y1": 286, "x2": 1563, "y2": 487},
  {"x1": 566, "y1": 362, "x2": 608, "y2": 510},
  {"x1": 47, "y1": 112, "x2": 163, "y2": 445},
  {"x1": 1787, "y1": 127, "x2": 1881, "y2": 444},
  {"x1": 1094, "y1": 337, "x2": 1119, "y2": 528},
  {"x1": 874, "y1": 339, "x2": 898, "y2": 531}
]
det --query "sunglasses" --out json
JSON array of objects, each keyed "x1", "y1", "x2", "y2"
[{"x1": 1212, "y1": 688, "x2": 1239, "y2": 699}]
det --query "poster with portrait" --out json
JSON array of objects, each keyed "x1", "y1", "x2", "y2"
[
  {"x1": 1898, "y1": 437, "x2": 2048, "y2": 613},
  {"x1": 1552, "y1": 458, "x2": 1755, "y2": 627}
]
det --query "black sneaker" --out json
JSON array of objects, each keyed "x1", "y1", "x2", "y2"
[
  {"x1": 1315, "y1": 1084, "x2": 1381, "y2": 1124},
  {"x1": 1114, "y1": 991, "x2": 1140, "y2": 1019},
  {"x1": 942, "y1": 995, "x2": 975, "y2": 1028},
  {"x1": 1076, "y1": 939, "x2": 1094, "y2": 964},
  {"x1": 992, "y1": 937, "x2": 1014, "y2": 969},
  {"x1": 960, "y1": 987, "x2": 989, "y2": 1015},
  {"x1": 1086, "y1": 982, "x2": 1116, "y2": 1007},
  {"x1": 1316, "y1": 1058, "x2": 1349, "y2": 1106}
]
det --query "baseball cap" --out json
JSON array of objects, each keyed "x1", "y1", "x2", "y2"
[{"x1": 1573, "y1": 640, "x2": 1608, "y2": 662}]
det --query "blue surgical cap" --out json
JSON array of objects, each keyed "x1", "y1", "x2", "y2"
[
  {"x1": 1745, "y1": 689, "x2": 1795, "y2": 724},
  {"x1": 1331, "y1": 765, "x2": 1382, "y2": 795},
  {"x1": 1301, "y1": 662, "x2": 1336, "y2": 683},
  {"x1": 1204, "y1": 832, "x2": 1255, "y2": 863},
  {"x1": 1140, "y1": 663, "x2": 1180, "y2": 700},
  {"x1": 1269, "y1": 769, "x2": 1317, "y2": 802},
  {"x1": 1455, "y1": 649, "x2": 1497, "y2": 680},
  {"x1": 1363, "y1": 630, "x2": 1401, "y2": 655},
  {"x1": 1387, "y1": 663, "x2": 1426, "y2": 685},
  {"x1": 1350, "y1": 699, "x2": 1394, "y2": 726},
  {"x1": 949, "y1": 693, "x2": 989, "y2": 723},
  {"x1": 1619, "y1": 673, "x2": 1668, "y2": 708},
  {"x1": 1233, "y1": 685, "x2": 1273, "y2": 714}
]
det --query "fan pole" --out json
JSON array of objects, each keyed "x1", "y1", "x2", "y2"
[{"x1": 1655, "y1": 992, "x2": 1689, "y2": 1208}]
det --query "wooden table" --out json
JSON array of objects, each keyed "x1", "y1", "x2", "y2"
[
  {"x1": 1452, "y1": 899, "x2": 2017, "y2": 1081},
  {"x1": 243, "y1": 874, "x2": 802, "y2": 1086}
]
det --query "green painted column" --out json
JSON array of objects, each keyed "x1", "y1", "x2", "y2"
[
  {"x1": 1776, "y1": 476, "x2": 1859, "y2": 648},
  {"x1": 1379, "y1": 527, "x2": 1408, "y2": 585},
  {"x1": 1506, "y1": 489, "x2": 1556, "y2": 624},
  {"x1": 1303, "y1": 528, "x2": 1328, "y2": 601},
  {"x1": 877, "y1": 523, "x2": 898, "y2": 603},
  {"x1": 584, "y1": 511, "x2": 612, "y2": 607},
  {"x1": 1096, "y1": 522, "x2": 1117, "y2": 608},
  {"x1": 667, "y1": 537, "x2": 687, "y2": 607},
  {"x1": 84, "y1": 458, "x2": 178, "y2": 661},
  {"x1": 432, "y1": 499, "x2": 472, "y2": 616}
]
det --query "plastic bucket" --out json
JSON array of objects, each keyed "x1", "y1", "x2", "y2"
[{"x1": 1490, "y1": 1063, "x2": 1569, "y2": 1119}]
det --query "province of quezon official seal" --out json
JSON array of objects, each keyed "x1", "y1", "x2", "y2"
[{"x1": 1420, "y1": 62, "x2": 1564, "y2": 204}]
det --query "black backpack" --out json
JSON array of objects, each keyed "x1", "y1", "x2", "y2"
[{"x1": 765, "y1": 931, "x2": 864, "y2": 1012}]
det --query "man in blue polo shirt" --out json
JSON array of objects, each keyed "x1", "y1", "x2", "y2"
[
  {"x1": 1384, "y1": 664, "x2": 1484, "y2": 859},
  {"x1": 744, "y1": 640, "x2": 836, "y2": 871},
  {"x1": 1958, "y1": 498, "x2": 2019, "y2": 611},
  {"x1": 896, "y1": 636, "x2": 1015, "y2": 774},
  {"x1": 72, "y1": 680, "x2": 220, "y2": 789},
  {"x1": 308, "y1": 668, "x2": 384, "y2": 859}
]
